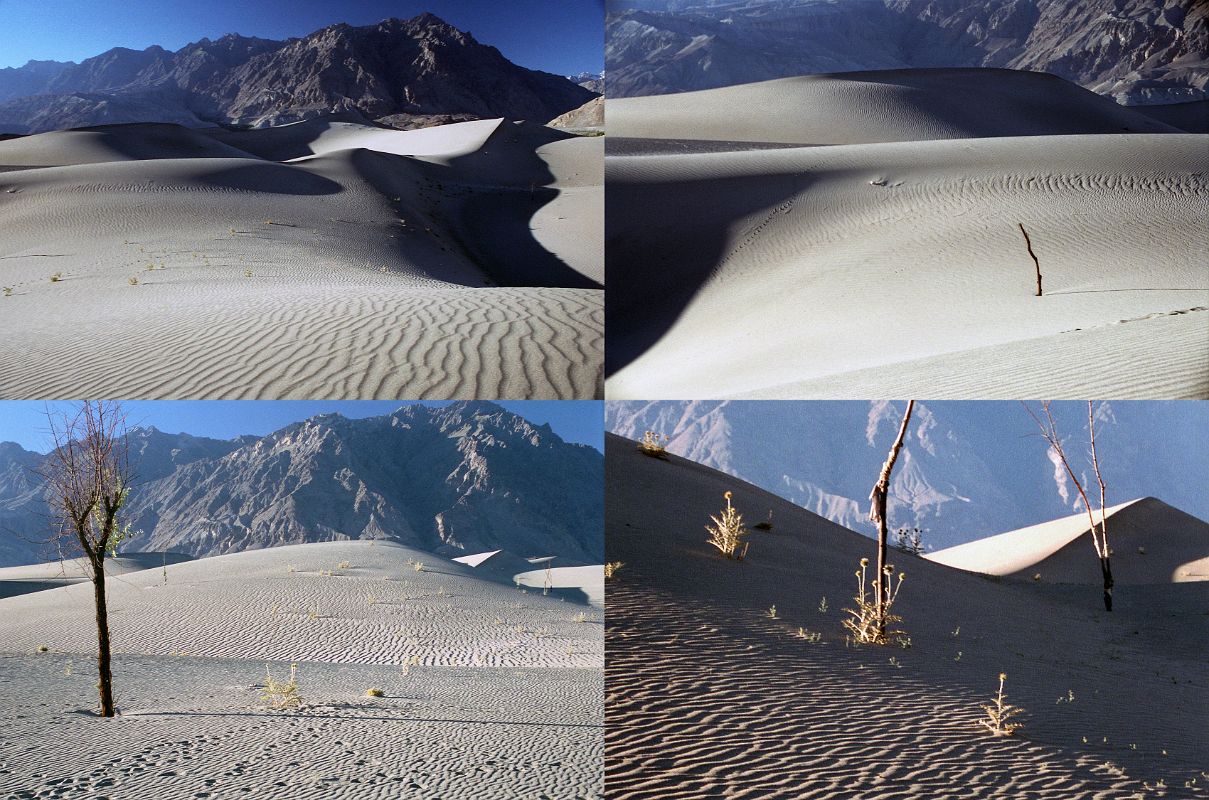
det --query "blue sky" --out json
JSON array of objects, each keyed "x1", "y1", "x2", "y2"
[
  {"x1": 0, "y1": 0, "x2": 604, "y2": 73},
  {"x1": 0, "y1": 401, "x2": 604, "y2": 453}
]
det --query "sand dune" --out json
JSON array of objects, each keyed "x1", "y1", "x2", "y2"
[
  {"x1": 0, "y1": 540, "x2": 601, "y2": 667},
  {"x1": 515, "y1": 565, "x2": 606, "y2": 607},
  {"x1": 927, "y1": 498, "x2": 1209, "y2": 585},
  {"x1": 0, "y1": 118, "x2": 603, "y2": 399},
  {"x1": 606, "y1": 129, "x2": 1209, "y2": 398},
  {"x1": 1135, "y1": 100, "x2": 1209, "y2": 134},
  {"x1": 0, "y1": 552, "x2": 194, "y2": 599},
  {"x1": 735, "y1": 309, "x2": 1209, "y2": 400},
  {"x1": 449, "y1": 549, "x2": 606, "y2": 607},
  {"x1": 0, "y1": 551, "x2": 193, "y2": 581},
  {"x1": 0, "y1": 540, "x2": 603, "y2": 798},
  {"x1": 607, "y1": 70, "x2": 1182, "y2": 146},
  {"x1": 604, "y1": 434, "x2": 1208, "y2": 798}
]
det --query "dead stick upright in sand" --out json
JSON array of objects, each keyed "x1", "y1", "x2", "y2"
[
  {"x1": 869, "y1": 400, "x2": 915, "y2": 638},
  {"x1": 1019, "y1": 223, "x2": 1042, "y2": 296}
]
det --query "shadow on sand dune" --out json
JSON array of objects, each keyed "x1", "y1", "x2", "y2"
[
  {"x1": 196, "y1": 161, "x2": 343, "y2": 195},
  {"x1": 209, "y1": 116, "x2": 602, "y2": 290},
  {"x1": 447, "y1": 122, "x2": 602, "y2": 290},
  {"x1": 605, "y1": 170, "x2": 808, "y2": 377}
]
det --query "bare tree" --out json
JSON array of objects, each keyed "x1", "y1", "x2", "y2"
[
  {"x1": 1023, "y1": 400, "x2": 1113, "y2": 611},
  {"x1": 1018, "y1": 223, "x2": 1042, "y2": 296},
  {"x1": 38, "y1": 401, "x2": 134, "y2": 716},
  {"x1": 868, "y1": 400, "x2": 915, "y2": 638}
]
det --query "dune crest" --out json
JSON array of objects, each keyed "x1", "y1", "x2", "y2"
[{"x1": 927, "y1": 497, "x2": 1209, "y2": 584}]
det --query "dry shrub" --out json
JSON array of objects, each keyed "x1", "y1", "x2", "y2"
[
  {"x1": 706, "y1": 491, "x2": 749, "y2": 560},
  {"x1": 638, "y1": 431, "x2": 670, "y2": 459},
  {"x1": 261, "y1": 663, "x2": 301, "y2": 710},
  {"x1": 842, "y1": 558, "x2": 906, "y2": 645}
]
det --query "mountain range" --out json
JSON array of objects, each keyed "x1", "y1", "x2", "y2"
[
  {"x1": 605, "y1": 400, "x2": 1209, "y2": 550},
  {"x1": 606, "y1": 0, "x2": 1208, "y2": 105},
  {"x1": 0, "y1": 13, "x2": 599, "y2": 133},
  {"x1": 0, "y1": 402, "x2": 603, "y2": 567},
  {"x1": 569, "y1": 71, "x2": 606, "y2": 93}
]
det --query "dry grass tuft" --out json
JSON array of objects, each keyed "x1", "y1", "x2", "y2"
[
  {"x1": 364, "y1": 687, "x2": 385, "y2": 698},
  {"x1": 604, "y1": 561, "x2": 624, "y2": 580},
  {"x1": 261, "y1": 663, "x2": 301, "y2": 710},
  {"x1": 795, "y1": 627, "x2": 822, "y2": 643},
  {"x1": 638, "y1": 431, "x2": 670, "y2": 459}
]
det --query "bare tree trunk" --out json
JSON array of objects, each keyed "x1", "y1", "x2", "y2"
[
  {"x1": 1023, "y1": 401, "x2": 1113, "y2": 612},
  {"x1": 91, "y1": 560, "x2": 115, "y2": 716},
  {"x1": 869, "y1": 400, "x2": 915, "y2": 637},
  {"x1": 1087, "y1": 401, "x2": 1113, "y2": 611},
  {"x1": 1019, "y1": 223, "x2": 1042, "y2": 297}
]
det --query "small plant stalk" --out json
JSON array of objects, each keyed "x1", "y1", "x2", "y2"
[{"x1": 980, "y1": 672, "x2": 1024, "y2": 737}]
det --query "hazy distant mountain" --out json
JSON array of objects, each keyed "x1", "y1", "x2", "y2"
[
  {"x1": 606, "y1": 0, "x2": 1208, "y2": 105},
  {"x1": 0, "y1": 402, "x2": 603, "y2": 567},
  {"x1": 605, "y1": 401, "x2": 1209, "y2": 550},
  {"x1": 569, "y1": 71, "x2": 606, "y2": 93},
  {"x1": 0, "y1": 60, "x2": 73, "y2": 103},
  {"x1": 0, "y1": 14, "x2": 599, "y2": 133}
]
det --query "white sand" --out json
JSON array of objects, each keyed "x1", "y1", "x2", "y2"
[
  {"x1": 0, "y1": 540, "x2": 603, "y2": 798},
  {"x1": 0, "y1": 119, "x2": 603, "y2": 399},
  {"x1": 604, "y1": 433, "x2": 1208, "y2": 798},
  {"x1": 927, "y1": 497, "x2": 1209, "y2": 584},
  {"x1": 0, "y1": 552, "x2": 193, "y2": 582},
  {"x1": 607, "y1": 132, "x2": 1208, "y2": 398},
  {"x1": 514, "y1": 565, "x2": 606, "y2": 607},
  {"x1": 605, "y1": 70, "x2": 1208, "y2": 399},
  {"x1": 607, "y1": 71, "x2": 1182, "y2": 146}
]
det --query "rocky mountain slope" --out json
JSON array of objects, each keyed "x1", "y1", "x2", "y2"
[
  {"x1": 549, "y1": 96, "x2": 605, "y2": 127},
  {"x1": 0, "y1": 14, "x2": 598, "y2": 133},
  {"x1": 605, "y1": 401, "x2": 1209, "y2": 550},
  {"x1": 0, "y1": 402, "x2": 603, "y2": 567},
  {"x1": 606, "y1": 0, "x2": 1208, "y2": 105}
]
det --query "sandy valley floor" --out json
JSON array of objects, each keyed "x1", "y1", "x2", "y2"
[
  {"x1": 0, "y1": 118, "x2": 603, "y2": 399},
  {"x1": 0, "y1": 540, "x2": 604, "y2": 799}
]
